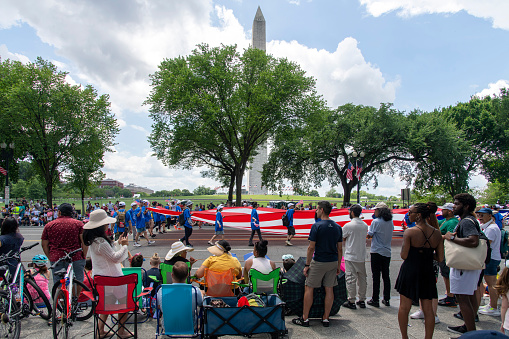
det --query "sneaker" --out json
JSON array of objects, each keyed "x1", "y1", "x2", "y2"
[
  {"x1": 342, "y1": 301, "x2": 356, "y2": 309},
  {"x1": 140, "y1": 235, "x2": 145, "y2": 238},
  {"x1": 148, "y1": 240, "x2": 155, "y2": 245},
  {"x1": 207, "y1": 241, "x2": 214, "y2": 245},
  {"x1": 410, "y1": 309, "x2": 424, "y2": 319},
  {"x1": 447, "y1": 325, "x2": 467, "y2": 335},
  {"x1": 382, "y1": 299, "x2": 390, "y2": 307},
  {"x1": 292, "y1": 317, "x2": 309, "y2": 327},
  {"x1": 356, "y1": 301, "x2": 366, "y2": 309},
  {"x1": 479, "y1": 306, "x2": 501, "y2": 316},
  {"x1": 438, "y1": 296, "x2": 457, "y2": 307},
  {"x1": 321, "y1": 319, "x2": 330, "y2": 327},
  {"x1": 248, "y1": 243, "x2": 254, "y2": 246},
  {"x1": 133, "y1": 242, "x2": 141, "y2": 247},
  {"x1": 453, "y1": 311, "x2": 479, "y2": 322},
  {"x1": 478, "y1": 304, "x2": 490, "y2": 311},
  {"x1": 367, "y1": 299, "x2": 379, "y2": 308},
  {"x1": 151, "y1": 234, "x2": 156, "y2": 238},
  {"x1": 434, "y1": 316, "x2": 440, "y2": 324},
  {"x1": 286, "y1": 241, "x2": 293, "y2": 246}
]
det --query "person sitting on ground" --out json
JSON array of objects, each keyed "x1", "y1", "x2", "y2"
[
  {"x1": 164, "y1": 241, "x2": 197, "y2": 267},
  {"x1": 243, "y1": 240, "x2": 277, "y2": 293},
  {"x1": 27, "y1": 254, "x2": 51, "y2": 304},
  {"x1": 282, "y1": 254, "x2": 296, "y2": 274},
  {"x1": 157, "y1": 261, "x2": 203, "y2": 331},
  {"x1": 145, "y1": 253, "x2": 163, "y2": 296}
]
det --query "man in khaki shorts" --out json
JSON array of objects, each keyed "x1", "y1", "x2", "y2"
[{"x1": 292, "y1": 201, "x2": 342, "y2": 327}]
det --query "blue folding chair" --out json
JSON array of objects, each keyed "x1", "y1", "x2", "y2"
[
  {"x1": 243, "y1": 253, "x2": 270, "y2": 261},
  {"x1": 155, "y1": 284, "x2": 201, "y2": 338}
]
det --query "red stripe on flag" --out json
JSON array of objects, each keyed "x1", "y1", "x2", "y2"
[{"x1": 0, "y1": 166, "x2": 6, "y2": 176}]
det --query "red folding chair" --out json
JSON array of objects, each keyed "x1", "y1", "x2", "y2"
[{"x1": 83, "y1": 273, "x2": 151, "y2": 339}]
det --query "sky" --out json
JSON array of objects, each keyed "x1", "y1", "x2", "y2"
[{"x1": 1, "y1": 0, "x2": 508, "y2": 198}]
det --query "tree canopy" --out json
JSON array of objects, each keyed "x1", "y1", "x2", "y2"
[{"x1": 146, "y1": 44, "x2": 320, "y2": 205}]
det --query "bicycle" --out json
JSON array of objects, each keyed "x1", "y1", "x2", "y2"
[{"x1": 50, "y1": 248, "x2": 94, "y2": 339}]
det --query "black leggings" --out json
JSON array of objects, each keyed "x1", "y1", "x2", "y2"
[
  {"x1": 180, "y1": 226, "x2": 193, "y2": 245},
  {"x1": 249, "y1": 229, "x2": 263, "y2": 244},
  {"x1": 371, "y1": 252, "x2": 391, "y2": 302}
]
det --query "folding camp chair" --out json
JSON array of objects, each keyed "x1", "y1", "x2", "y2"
[
  {"x1": 121, "y1": 267, "x2": 152, "y2": 323},
  {"x1": 160, "y1": 262, "x2": 191, "y2": 284},
  {"x1": 249, "y1": 268, "x2": 281, "y2": 295},
  {"x1": 83, "y1": 273, "x2": 151, "y2": 339},
  {"x1": 155, "y1": 284, "x2": 202, "y2": 338},
  {"x1": 192, "y1": 268, "x2": 241, "y2": 297}
]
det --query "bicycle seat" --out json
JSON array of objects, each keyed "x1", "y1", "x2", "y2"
[
  {"x1": 54, "y1": 268, "x2": 67, "y2": 278},
  {"x1": 0, "y1": 265, "x2": 8, "y2": 273}
]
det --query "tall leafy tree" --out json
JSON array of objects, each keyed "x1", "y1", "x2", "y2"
[
  {"x1": 146, "y1": 44, "x2": 319, "y2": 205},
  {"x1": 0, "y1": 58, "x2": 118, "y2": 205}
]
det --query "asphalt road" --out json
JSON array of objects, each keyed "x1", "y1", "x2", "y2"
[{"x1": 16, "y1": 225, "x2": 502, "y2": 338}]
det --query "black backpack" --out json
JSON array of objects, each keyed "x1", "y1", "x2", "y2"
[
  {"x1": 178, "y1": 212, "x2": 185, "y2": 225},
  {"x1": 282, "y1": 213, "x2": 289, "y2": 227}
]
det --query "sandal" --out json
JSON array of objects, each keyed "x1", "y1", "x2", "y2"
[{"x1": 292, "y1": 317, "x2": 309, "y2": 327}]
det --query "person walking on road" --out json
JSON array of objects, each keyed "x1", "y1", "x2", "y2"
[
  {"x1": 285, "y1": 203, "x2": 296, "y2": 246},
  {"x1": 248, "y1": 202, "x2": 263, "y2": 246},
  {"x1": 209, "y1": 204, "x2": 224, "y2": 245},
  {"x1": 179, "y1": 201, "x2": 194, "y2": 247}
]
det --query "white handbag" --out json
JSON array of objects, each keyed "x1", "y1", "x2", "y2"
[{"x1": 444, "y1": 238, "x2": 487, "y2": 270}]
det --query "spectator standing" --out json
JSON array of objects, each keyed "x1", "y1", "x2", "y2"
[
  {"x1": 292, "y1": 201, "x2": 342, "y2": 328},
  {"x1": 41, "y1": 203, "x2": 87, "y2": 284},
  {"x1": 0, "y1": 217, "x2": 24, "y2": 275},
  {"x1": 478, "y1": 207, "x2": 502, "y2": 317},
  {"x1": 248, "y1": 202, "x2": 263, "y2": 246},
  {"x1": 367, "y1": 202, "x2": 394, "y2": 308},
  {"x1": 341, "y1": 204, "x2": 369, "y2": 310},
  {"x1": 179, "y1": 201, "x2": 194, "y2": 247},
  {"x1": 208, "y1": 204, "x2": 224, "y2": 245},
  {"x1": 438, "y1": 203, "x2": 459, "y2": 307},
  {"x1": 285, "y1": 203, "x2": 296, "y2": 246},
  {"x1": 445, "y1": 193, "x2": 483, "y2": 335}
]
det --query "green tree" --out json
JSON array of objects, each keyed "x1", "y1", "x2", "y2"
[
  {"x1": 263, "y1": 103, "x2": 430, "y2": 205},
  {"x1": 0, "y1": 58, "x2": 118, "y2": 206},
  {"x1": 193, "y1": 186, "x2": 216, "y2": 196},
  {"x1": 308, "y1": 189, "x2": 320, "y2": 197},
  {"x1": 146, "y1": 44, "x2": 319, "y2": 205}
]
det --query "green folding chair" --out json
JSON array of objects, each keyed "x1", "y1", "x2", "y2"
[
  {"x1": 249, "y1": 268, "x2": 281, "y2": 295},
  {"x1": 160, "y1": 262, "x2": 191, "y2": 284}
]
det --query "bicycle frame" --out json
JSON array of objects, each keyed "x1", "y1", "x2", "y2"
[
  {"x1": 0, "y1": 260, "x2": 24, "y2": 318},
  {"x1": 57, "y1": 262, "x2": 75, "y2": 318}
]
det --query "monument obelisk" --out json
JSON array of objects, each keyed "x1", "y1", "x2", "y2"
[{"x1": 246, "y1": 6, "x2": 268, "y2": 195}]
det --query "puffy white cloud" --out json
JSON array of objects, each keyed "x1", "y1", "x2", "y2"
[
  {"x1": 475, "y1": 79, "x2": 509, "y2": 98},
  {"x1": 0, "y1": 44, "x2": 30, "y2": 63},
  {"x1": 269, "y1": 38, "x2": 399, "y2": 107},
  {"x1": 359, "y1": 0, "x2": 509, "y2": 30}
]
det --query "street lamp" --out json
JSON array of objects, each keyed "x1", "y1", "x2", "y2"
[
  {"x1": 1, "y1": 142, "x2": 14, "y2": 205},
  {"x1": 351, "y1": 151, "x2": 365, "y2": 204}
]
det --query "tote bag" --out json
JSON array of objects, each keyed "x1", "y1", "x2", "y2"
[{"x1": 444, "y1": 237, "x2": 487, "y2": 270}]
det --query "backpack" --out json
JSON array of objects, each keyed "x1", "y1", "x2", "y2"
[
  {"x1": 282, "y1": 213, "x2": 289, "y2": 227},
  {"x1": 501, "y1": 228, "x2": 509, "y2": 259},
  {"x1": 117, "y1": 210, "x2": 126, "y2": 223},
  {"x1": 178, "y1": 213, "x2": 185, "y2": 226}
]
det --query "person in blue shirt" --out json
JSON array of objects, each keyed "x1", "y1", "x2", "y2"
[
  {"x1": 286, "y1": 203, "x2": 296, "y2": 246},
  {"x1": 126, "y1": 202, "x2": 138, "y2": 242},
  {"x1": 493, "y1": 205, "x2": 505, "y2": 229},
  {"x1": 179, "y1": 201, "x2": 194, "y2": 247},
  {"x1": 208, "y1": 204, "x2": 225, "y2": 245},
  {"x1": 134, "y1": 201, "x2": 155, "y2": 247},
  {"x1": 404, "y1": 212, "x2": 415, "y2": 229},
  {"x1": 142, "y1": 200, "x2": 155, "y2": 238},
  {"x1": 248, "y1": 202, "x2": 263, "y2": 246},
  {"x1": 175, "y1": 201, "x2": 183, "y2": 230},
  {"x1": 112, "y1": 201, "x2": 131, "y2": 240}
]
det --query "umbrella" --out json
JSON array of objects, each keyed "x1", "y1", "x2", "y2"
[{"x1": 280, "y1": 257, "x2": 347, "y2": 318}]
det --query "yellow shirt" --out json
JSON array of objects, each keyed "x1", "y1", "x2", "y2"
[{"x1": 202, "y1": 253, "x2": 242, "y2": 277}]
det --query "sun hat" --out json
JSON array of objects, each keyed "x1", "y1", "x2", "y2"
[
  {"x1": 439, "y1": 203, "x2": 454, "y2": 211},
  {"x1": 165, "y1": 241, "x2": 194, "y2": 261},
  {"x1": 374, "y1": 202, "x2": 389, "y2": 209},
  {"x1": 477, "y1": 207, "x2": 493, "y2": 215},
  {"x1": 207, "y1": 242, "x2": 228, "y2": 256},
  {"x1": 84, "y1": 209, "x2": 117, "y2": 229},
  {"x1": 119, "y1": 201, "x2": 126, "y2": 207}
]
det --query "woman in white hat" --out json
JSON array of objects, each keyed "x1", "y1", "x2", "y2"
[
  {"x1": 83, "y1": 209, "x2": 130, "y2": 338},
  {"x1": 163, "y1": 241, "x2": 197, "y2": 267}
]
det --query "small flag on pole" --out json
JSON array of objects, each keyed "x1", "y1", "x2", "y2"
[
  {"x1": 297, "y1": 199, "x2": 304, "y2": 205},
  {"x1": 0, "y1": 166, "x2": 6, "y2": 176},
  {"x1": 346, "y1": 162, "x2": 354, "y2": 181},
  {"x1": 356, "y1": 159, "x2": 363, "y2": 180}
]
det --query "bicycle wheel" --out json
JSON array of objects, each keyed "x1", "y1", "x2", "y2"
[
  {"x1": 0, "y1": 291, "x2": 21, "y2": 339},
  {"x1": 52, "y1": 288, "x2": 69, "y2": 339},
  {"x1": 25, "y1": 278, "x2": 52, "y2": 320},
  {"x1": 21, "y1": 289, "x2": 33, "y2": 319},
  {"x1": 74, "y1": 280, "x2": 94, "y2": 321}
]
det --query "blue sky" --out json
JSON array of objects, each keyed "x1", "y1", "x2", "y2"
[{"x1": 1, "y1": 0, "x2": 507, "y2": 197}]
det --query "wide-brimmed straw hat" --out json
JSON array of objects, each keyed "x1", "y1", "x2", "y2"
[
  {"x1": 84, "y1": 209, "x2": 117, "y2": 229},
  {"x1": 207, "y1": 242, "x2": 227, "y2": 256},
  {"x1": 165, "y1": 241, "x2": 194, "y2": 261}
]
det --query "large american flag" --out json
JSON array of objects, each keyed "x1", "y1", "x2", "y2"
[
  {"x1": 346, "y1": 162, "x2": 354, "y2": 181},
  {"x1": 0, "y1": 166, "x2": 6, "y2": 176}
]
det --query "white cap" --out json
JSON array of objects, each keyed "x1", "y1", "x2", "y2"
[
  {"x1": 186, "y1": 200, "x2": 193, "y2": 206},
  {"x1": 119, "y1": 201, "x2": 126, "y2": 207},
  {"x1": 217, "y1": 204, "x2": 224, "y2": 210},
  {"x1": 143, "y1": 199, "x2": 149, "y2": 204},
  {"x1": 131, "y1": 202, "x2": 138, "y2": 207},
  {"x1": 288, "y1": 203, "x2": 295, "y2": 207}
]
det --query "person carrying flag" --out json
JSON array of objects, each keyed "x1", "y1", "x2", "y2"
[
  {"x1": 208, "y1": 205, "x2": 225, "y2": 245},
  {"x1": 286, "y1": 203, "x2": 296, "y2": 246},
  {"x1": 179, "y1": 201, "x2": 194, "y2": 247},
  {"x1": 248, "y1": 202, "x2": 263, "y2": 246}
]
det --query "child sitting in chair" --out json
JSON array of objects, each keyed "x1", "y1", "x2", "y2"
[{"x1": 145, "y1": 253, "x2": 162, "y2": 296}]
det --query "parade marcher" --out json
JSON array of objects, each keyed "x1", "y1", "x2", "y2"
[
  {"x1": 285, "y1": 203, "x2": 296, "y2": 246},
  {"x1": 248, "y1": 202, "x2": 263, "y2": 246},
  {"x1": 179, "y1": 201, "x2": 194, "y2": 247},
  {"x1": 208, "y1": 204, "x2": 224, "y2": 245}
]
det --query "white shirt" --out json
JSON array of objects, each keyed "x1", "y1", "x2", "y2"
[
  {"x1": 90, "y1": 238, "x2": 128, "y2": 277},
  {"x1": 482, "y1": 220, "x2": 501, "y2": 261},
  {"x1": 342, "y1": 217, "x2": 369, "y2": 262}
]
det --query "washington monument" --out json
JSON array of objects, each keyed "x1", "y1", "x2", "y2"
[{"x1": 246, "y1": 6, "x2": 268, "y2": 195}]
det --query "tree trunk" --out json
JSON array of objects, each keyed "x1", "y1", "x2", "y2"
[
  {"x1": 235, "y1": 170, "x2": 244, "y2": 206},
  {"x1": 227, "y1": 174, "x2": 235, "y2": 203},
  {"x1": 81, "y1": 189, "x2": 86, "y2": 218},
  {"x1": 45, "y1": 180, "x2": 53, "y2": 207},
  {"x1": 341, "y1": 178, "x2": 357, "y2": 206}
]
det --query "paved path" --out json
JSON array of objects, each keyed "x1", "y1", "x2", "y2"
[{"x1": 18, "y1": 225, "x2": 502, "y2": 338}]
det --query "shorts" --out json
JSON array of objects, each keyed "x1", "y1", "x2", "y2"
[
  {"x1": 145, "y1": 221, "x2": 151, "y2": 228},
  {"x1": 484, "y1": 259, "x2": 501, "y2": 276},
  {"x1": 439, "y1": 259, "x2": 450, "y2": 278},
  {"x1": 215, "y1": 230, "x2": 224, "y2": 235},
  {"x1": 305, "y1": 260, "x2": 338, "y2": 288},
  {"x1": 136, "y1": 226, "x2": 146, "y2": 232},
  {"x1": 287, "y1": 226, "x2": 296, "y2": 236}
]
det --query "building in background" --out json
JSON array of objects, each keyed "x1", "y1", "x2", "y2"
[
  {"x1": 125, "y1": 183, "x2": 154, "y2": 195},
  {"x1": 99, "y1": 179, "x2": 124, "y2": 189}
]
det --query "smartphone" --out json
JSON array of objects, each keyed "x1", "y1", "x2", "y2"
[{"x1": 122, "y1": 230, "x2": 128, "y2": 238}]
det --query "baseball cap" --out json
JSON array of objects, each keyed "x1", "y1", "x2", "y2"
[
  {"x1": 374, "y1": 202, "x2": 388, "y2": 209},
  {"x1": 131, "y1": 202, "x2": 138, "y2": 207},
  {"x1": 477, "y1": 207, "x2": 493, "y2": 215},
  {"x1": 288, "y1": 203, "x2": 295, "y2": 207},
  {"x1": 217, "y1": 204, "x2": 224, "y2": 210},
  {"x1": 119, "y1": 201, "x2": 126, "y2": 207},
  {"x1": 186, "y1": 200, "x2": 193, "y2": 206},
  {"x1": 439, "y1": 203, "x2": 454, "y2": 211}
]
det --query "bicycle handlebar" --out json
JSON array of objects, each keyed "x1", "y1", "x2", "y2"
[
  {"x1": 20, "y1": 243, "x2": 39, "y2": 252},
  {"x1": 49, "y1": 248, "x2": 83, "y2": 270}
]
